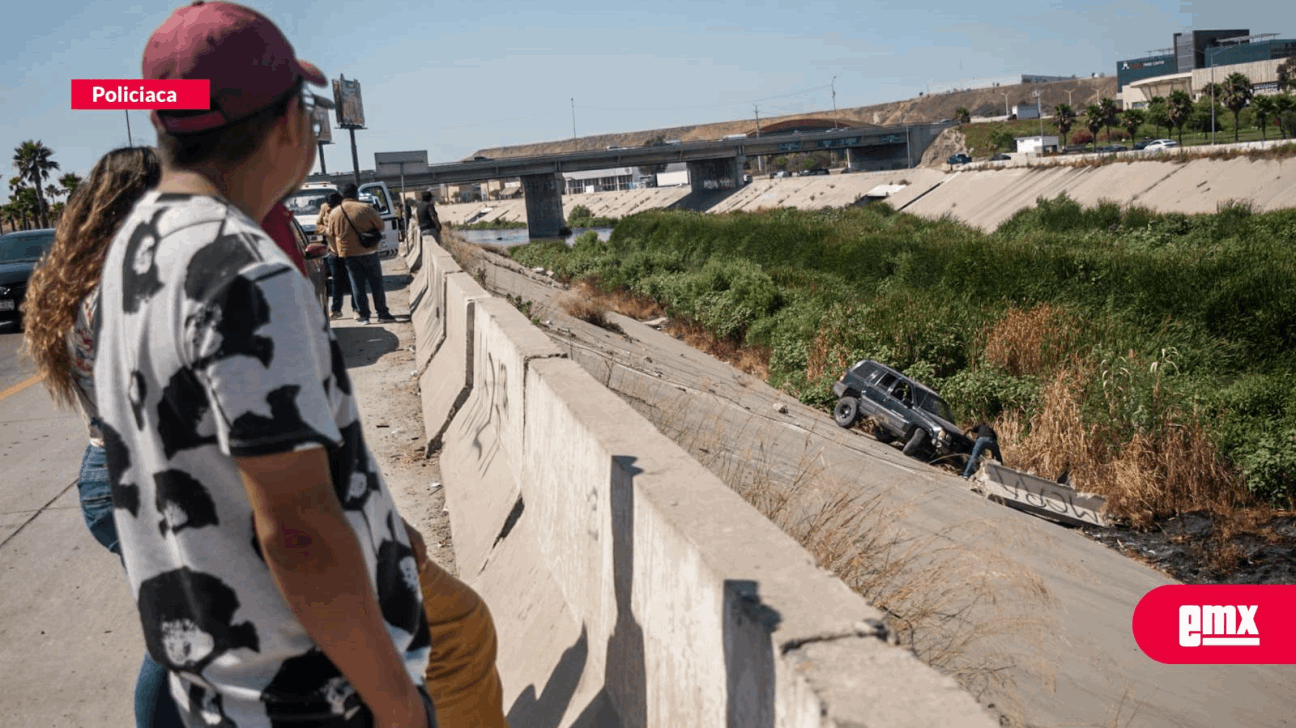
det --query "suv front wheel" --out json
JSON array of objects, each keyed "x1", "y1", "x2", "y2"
[
  {"x1": 834, "y1": 397, "x2": 860, "y2": 428},
  {"x1": 902, "y1": 427, "x2": 928, "y2": 456}
]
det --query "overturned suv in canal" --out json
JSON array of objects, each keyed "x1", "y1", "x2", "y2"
[{"x1": 832, "y1": 359, "x2": 971, "y2": 460}]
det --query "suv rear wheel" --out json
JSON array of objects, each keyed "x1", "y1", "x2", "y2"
[
  {"x1": 833, "y1": 397, "x2": 860, "y2": 428},
  {"x1": 902, "y1": 427, "x2": 928, "y2": 456}
]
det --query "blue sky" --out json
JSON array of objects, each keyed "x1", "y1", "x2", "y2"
[{"x1": 3, "y1": 0, "x2": 1293, "y2": 201}]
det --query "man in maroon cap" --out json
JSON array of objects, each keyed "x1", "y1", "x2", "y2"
[{"x1": 93, "y1": 3, "x2": 434, "y2": 726}]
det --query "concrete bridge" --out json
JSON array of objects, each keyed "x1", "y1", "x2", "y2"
[{"x1": 307, "y1": 122, "x2": 954, "y2": 238}]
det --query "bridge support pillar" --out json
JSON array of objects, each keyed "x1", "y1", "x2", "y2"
[
  {"x1": 521, "y1": 173, "x2": 565, "y2": 238},
  {"x1": 686, "y1": 155, "x2": 744, "y2": 193}
]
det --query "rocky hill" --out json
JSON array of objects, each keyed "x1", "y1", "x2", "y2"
[{"x1": 471, "y1": 76, "x2": 1117, "y2": 160}]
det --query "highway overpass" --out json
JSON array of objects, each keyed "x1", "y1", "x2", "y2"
[{"x1": 307, "y1": 122, "x2": 955, "y2": 238}]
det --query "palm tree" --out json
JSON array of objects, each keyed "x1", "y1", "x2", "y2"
[
  {"x1": 1251, "y1": 95, "x2": 1276, "y2": 140},
  {"x1": 1278, "y1": 57, "x2": 1296, "y2": 93},
  {"x1": 58, "y1": 172, "x2": 82, "y2": 199},
  {"x1": 1167, "y1": 90, "x2": 1194, "y2": 145},
  {"x1": 1098, "y1": 97, "x2": 1120, "y2": 142},
  {"x1": 1052, "y1": 103, "x2": 1076, "y2": 147},
  {"x1": 1121, "y1": 109, "x2": 1146, "y2": 144},
  {"x1": 7, "y1": 176, "x2": 29, "y2": 230},
  {"x1": 954, "y1": 106, "x2": 970, "y2": 124},
  {"x1": 1, "y1": 203, "x2": 18, "y2": 233},
  {"x1": 1219, "y1": 72, "x2": 1254, "y2": 143},
  {"x1": 1084, "y1": 104, "x2": 1105, "y2": 151},
  {"x1": 1146, "y1": 97, "x2": 1170, "y2": 138},
  {"x1": 12, "y1": 140, "x2": 59, "y2": 228}
]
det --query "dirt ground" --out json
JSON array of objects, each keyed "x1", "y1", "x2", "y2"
[{"x1": 339, "y1": 258, "x2": 458, "y2": 575}]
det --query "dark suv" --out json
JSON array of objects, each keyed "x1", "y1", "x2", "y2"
[{"x1": 832, "y1": 359, "x2": 970, "y2": 459}]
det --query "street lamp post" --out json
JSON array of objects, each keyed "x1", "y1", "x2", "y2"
[
  {"x1": 1066, "y1": 89, "x2": 1075, "y2": 107},
  {"x1": 1002, "y1": 91, "x2": 1010, "y2": 116},
  {"x1": 1034, "y1": 90, "x2": 1045, "y2": 152}
]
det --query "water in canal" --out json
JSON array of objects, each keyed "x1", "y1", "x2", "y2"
[{"x1": 453, "y1": 226, "x2": 614, "y2": 249}]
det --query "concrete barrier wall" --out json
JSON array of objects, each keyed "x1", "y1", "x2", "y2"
[{"x1": 412, "y1": 238, "x2": 996, "y2": 727}]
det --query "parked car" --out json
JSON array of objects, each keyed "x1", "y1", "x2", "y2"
[
  {"x1": 0, "y1": 228, "x2": 56, "y2": 328},
  {"x1": 989, "y1": 153, "x2": 1011, "y2": 161},
  {"x1": 1143, "y1": 139, "x2": 1179, "y2": 152},
  {"x1": 832, "y1": 359, "x2": 971, "y2": 460},
  {"x1": 806, "y1": 168, "x2": 830, "y2": 176},
  {"x1": 1132, "y1": 138, "x2": 1155, "y2": 150},
  {"x1": 1097, "y1": 144, "x2": 1128, "y2": 153},
  {"x1": 947, "y1": 153, "x2": 972, "y2": 165},
  {"x1": 286, "y1": 217, "x2": 329, "y2": 316}
]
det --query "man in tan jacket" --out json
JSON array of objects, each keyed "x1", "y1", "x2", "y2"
[{"x1": 327, "y1": 182, "x2": 394, "y2": 324}]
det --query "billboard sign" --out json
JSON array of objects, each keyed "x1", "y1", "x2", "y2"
[
  {"x1": 313, "y1": 105, "x2": 332, "y2": 144},
  {"x1": 332, "y1": 77, "x2": 365, "y2": 128},
  {"x1": 375, "y1": 150, "x2": 428, "y2": 178}
]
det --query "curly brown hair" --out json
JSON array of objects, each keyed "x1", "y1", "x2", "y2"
[{"x1": 23, "y1": 147, "x2": 160, "y2": 409}]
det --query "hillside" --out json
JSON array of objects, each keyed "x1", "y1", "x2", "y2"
[{"x1": 470, "y1": 76, "x2": 1116, "y2": 160}]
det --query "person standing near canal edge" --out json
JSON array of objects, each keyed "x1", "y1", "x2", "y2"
[
  {"x1": 329, "y1": 182, "x2": 397, "y2": 324},
  {"x1": 962, "y1": 421, "x2": 1004, "y2": 479},
  {"x1": 23, "y1": 146, "x2": 184, "y2": 728},
  {"x1": 94, "y1": 3, "x2": 434, "y2": 725},
  {"x1": 416, "y1": 190, "x2": 442, "y2": 240}
]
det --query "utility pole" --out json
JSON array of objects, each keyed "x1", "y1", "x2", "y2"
[
  {"x1": 124, "y1": 110, "x2": 133, "y2": 147},
  {"x1": 831, "y1": 75, "x2": 839, "y2": 128},
  {"x1": 754, "y1": 104, "x2": 764, "y2": 172},
  {"x1": 1035, "y1": 90, "x2": 1045, "y2": 151}
]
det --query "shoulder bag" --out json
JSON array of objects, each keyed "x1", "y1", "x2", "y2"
[{"x1": 340, "y1": 203, "x2": 383, "y2": 249}]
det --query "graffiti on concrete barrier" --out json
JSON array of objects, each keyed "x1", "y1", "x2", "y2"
[{"x1": 980, "y1": 463, "x2": 1107, "y2": 528}]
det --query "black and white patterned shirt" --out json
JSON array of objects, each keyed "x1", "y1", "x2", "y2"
[{"x1": 95, "y1": 192, "x2": 429, "y2": 727}]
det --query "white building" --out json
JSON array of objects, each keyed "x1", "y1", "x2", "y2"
[
  {"x1": 655, "y1": 163, "x2": 690, "y2": 188},
  {"x1": 1015, "y1": 135, "x2": 1060, "y2": 154},
  {"x1": 563, "y1": 167, "x2": 650, "y2": 194}
]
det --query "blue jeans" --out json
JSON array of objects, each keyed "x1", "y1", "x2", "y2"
[
  {"x1": 77, "y1": 444, "x2": 183, "y2": 728},
  {"x1": 344, "y1": 253, "x2": 391, "y2": 319},
  {"x1": 328, "y1": 254, "x2": 357, "y2": 314},
  {"x1": 961, "y1": 436, "x2": 1003, "y2": 478}
]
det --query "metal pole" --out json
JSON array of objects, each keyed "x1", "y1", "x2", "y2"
[
  {"x1": 317, "y1": 142, "x2": 328, "y2": 174},
  {"x1": 754, "y1": 104, "x2": 764, "y2": 173},
  {"x1": 1002, "y1": 92, "x2": 1009, "y2": 116},
  {"x1": 125, "y1": 110, "x2": 133, "y2": 147},
  {"x1": 348, "y1": 127, "x2": 360, "y2": 187},
  {"x1": 1036, "y1": 90, "x2": 1045, "y2": 151},
  {"x1": 571, "y1": 97, "x2": 577, "y2": 148}
]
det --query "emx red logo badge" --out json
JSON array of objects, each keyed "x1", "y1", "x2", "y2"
[{"x1": 1133, "y1": 585, "x2": 1296, "y2": 664}]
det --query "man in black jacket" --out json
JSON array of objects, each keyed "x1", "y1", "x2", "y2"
[
  {"x1": 416, "y1": 190, "x2": 441, "y2": 239},
  {"x1": 961, "y1": 421, "x2": 1003, "y2": 478}
]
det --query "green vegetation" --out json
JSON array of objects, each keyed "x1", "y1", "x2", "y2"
[
  {"x1": 567, "y1": 203, "x2": 618, "y2": 228},
  {"x1": 456, "y1": 218, "x2": 528, "y2": 230},
  {"x1": 510, "y1": 200, "x2": 1296, "y2": 512}
]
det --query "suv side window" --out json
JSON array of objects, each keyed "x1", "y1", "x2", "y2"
[
  {"x1": 892, "y1": 381, "x2": 912, "y2": 406},
  {"x1": 876, "y1": 373, "x2": 897, "y2": 391}
]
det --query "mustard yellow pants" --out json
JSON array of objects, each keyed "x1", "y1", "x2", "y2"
[{"x1": 420, "y1": 560, "x2": 509, "y2": 728}]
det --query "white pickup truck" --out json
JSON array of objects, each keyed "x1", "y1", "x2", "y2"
[{"x1": 285, "y1": 181, "x2": 402, "y2": 260}]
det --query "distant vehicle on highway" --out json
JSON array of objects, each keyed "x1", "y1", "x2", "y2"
[
  {"x1": 832, "y1": 359, "x2": 970, "y2": 461},
  {"x1": 1143, "y1": 139, "x2": 1179, "y2": 152},
  {"x1": 947, "y1": 153, "x2": 972, "y2": 165},
  {"x1": 805, "y1": 168, "x2": 830, "y2": 176},
  {"x1": 1097, "y1": 144, "x2": 1128, "y2": 153},
  {"x1": 1132, "y1": 138, "x2": 1155, "y2": 150},
  {"x1": 606, "y1": 145, "x2": 624, "y2": 150},
  {"x1": 989, "y1": 153, "x2": 1011, "y2": 161},
  {"x1": 720, "y1": 134, "x2": 748, "y2": 141},
  {"x1": 0, "y1": 228, "x2": 55, "y2": 328}
]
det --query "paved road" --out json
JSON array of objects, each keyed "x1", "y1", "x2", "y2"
[
  {"x1": 469, "y1": 248, "x2": 1296, "y2": 728},
  {"x1": 0, "y1": 322, "x2": 141, "y2": 726}
]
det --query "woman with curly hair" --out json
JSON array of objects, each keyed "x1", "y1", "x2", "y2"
[{"x1": 22, "y1": 146, "x2": 180, "y2": 728}]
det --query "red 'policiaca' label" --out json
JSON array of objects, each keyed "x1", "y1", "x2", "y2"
[
  {"x1": 1132, "y1": 584, "x2": 1296, "y2": 664},
  {"x1": 71, "y1": 80, "x2": 209, "y2": 110}
]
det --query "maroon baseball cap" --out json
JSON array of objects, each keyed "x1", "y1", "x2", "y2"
[{"x1": 142, "y1": 1, "x2": 333, "y2": 134}]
